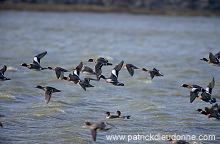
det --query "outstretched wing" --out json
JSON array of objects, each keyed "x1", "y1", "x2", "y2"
[
  {"x1": 33, "y1": 51, "x2": 47, "y2": 65},
  {"x1": 209, "y1": 52, "x2": 219, "y2": 64}
]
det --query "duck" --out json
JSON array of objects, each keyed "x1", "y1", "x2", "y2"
[
  {"x1": 197, "y1": 104, "x2": 220, "y2": 120},
  {"x1": 116, "y1": 110, "x2": 131, "y2": 119},
  {"x1": 105, "y1": 111, "x2": 120, "y2": 119},
  {"x1": 88, "y1": 57, "x2": 112, "y2": 80},
  {"x1": 99, "y1": 61, "x2": 124, "y2": 86},
  {"x1": 198, "y1": 77, "x2": 216, "y2": 104},
  {"x1": 47, "y1": 66, "x2": 69, "y2": 79},
  {"x1": 167, "y1": 137, "x2": 189, "y2": 144},
  {"x1": 35, "y1": 85, "x2": 61, "y2": 104},
  {"x1": 0, "y1": 65, "x2": 10, "y2": 81},
  {"x1": 87, "y1": 57, "x2": 112, "y2": 66},
  {"x1": 181, "y1": 77, "x2": 216, "y2": 104},
  {"x1": 84, "y1": 121, "x2": 112, "y2": 142},
  {"x1": 21, "y1": 51, "x2": 47, "y2": 71},
  {"x1": 80, "y1": 65, "x2": 96, "y2": 75},
  {"x1": 142, "y1": 68, "x2": 163, "y2": 79},
  {"x1": 123, "y1": 63, "x2": 139, "y2": 76},
  {"x1": 63, "y1": 73, "x2": 80, "y2": 84},
  {"x1": 181, "y1": 84, "x2": 205, "y2": 103},
  {"x1": 200, "y1": 51, "x2": 220, "y2": 67},
  {"x1": 78, "y1": 77, "x2": 97, "y2": 91}
]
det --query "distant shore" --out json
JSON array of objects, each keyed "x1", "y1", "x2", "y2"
[{"x1": 0, "y1": 2, "x2": 220, "y2": 17}]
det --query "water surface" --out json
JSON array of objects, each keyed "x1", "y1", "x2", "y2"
[{"x1": 0, "y1": 10, "x2": 220, "y2": 144}]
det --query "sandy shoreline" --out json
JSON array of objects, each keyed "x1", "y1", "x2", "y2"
[{"x1": 0, "y1": 2, "x2": 220, "y2": 17}]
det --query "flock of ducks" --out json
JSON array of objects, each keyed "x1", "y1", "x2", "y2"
[{"x1": 1, "y1": 50, "x2": 220, "y2": 143}]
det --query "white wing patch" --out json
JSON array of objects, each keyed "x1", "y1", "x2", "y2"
[
  {"x1": 191, "y1": 88, "x2": 198, "y2": 92},
  {"x1": 34, "y1": 57, "x2": 40, "y2": 64},
  {"x1": 73, "y1": 70, "x2": 78, "y2": 76},
  {"x1": 111, "y1": 69, "x2": 117, "y2": 77}
]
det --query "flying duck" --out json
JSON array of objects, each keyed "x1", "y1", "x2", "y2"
[
  {"x1": 197, "y1": 104, "x2": 220, "y2": 120},
  {"x1": 181, "y1": 77, "x2": 216, "y2": 103},
  {"x1": 88, "y1": 57, "x2": 112, "y2": 80},
  {"x1": 0, "y1": 65, "x2": 10, "y2": 81},
  {"x1": 80, "y1": 65, "x2": 96, "y2": 75},
  {"x1": 181, "y1": 84, "x2": 205, "y2": 103},
  {"x1": 78, "y1": 77, "x2": 96, "y2": 91},
  {"x1": 35, "y1": 85, "x2": 61, "y2": 104},
  {"x1": 99, "y1": 61, "x2": 124, "y2": 86},
  {"x1": 47, "y1": 66, "x2": 69, "y2": 79},
  {"x1": 123, "y1": 63, "x2": 139, "y2": 76},
  {"x1": 142, "y1": 68, "x2": 163, "y2": 79},
  {"x1": 21, "y1": 51, "x2": 47, "y2": 71},
  {"x1": 200, "y1": 51, "x2": 220, "y2": 67},
  {"x1": 198, "y1": 77, "x2": 216, "y2": 104},
  {"x1": 87, "y1": 57, "x2": 112, "y2": 66},
  {"x1": 84, "y1": 121, "x2": 113, "y2": 142}
]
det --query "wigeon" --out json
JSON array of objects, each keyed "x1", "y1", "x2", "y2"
[
  {"x1": 84, "y1": 121, "x2": 113, "y2": 142},
  {"x1": 123, "y1": 63, "x2": 139, "y2": 76},
  {"x1": 47, "y1": 66, "x2": 69, "y2": 79},
  {"x1": 35, "y1": 85, "x2": 61, "y2": 104},
  {"x1": 99, "y1": 61, "x2": 124, "y2": 86},
  {"x1": 142, "y1": 68, "x2": 163, "y2": 79},
  {"x1": 21, "y1": 51, "x2": 47, "y2": 71},
  {"x1": 200, "y1": 51, "x2": 220, "y2": 67}
]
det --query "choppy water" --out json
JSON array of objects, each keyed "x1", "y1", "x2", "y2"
[{"x1": 0, "y1": 10, "x2": 220, "y2": 144}]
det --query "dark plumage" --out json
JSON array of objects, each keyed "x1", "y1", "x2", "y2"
[
  {"x1": 200, "y1": 51, "x2": 220, "y2": 66},
  {"x1": 123, "y1": 63, "x2": 139, "y2": 76},
  {"x1": 35, "y1": 85, "x2": 61, "y2": 104},
  {"x1": 84, "y1": 121, "x2": 112, "y2": 142},
  {"x1": 142, "y1": 68, "x2": 163, "y2": 79},
  {"x1": 48, "y1": 66, "x2": 69, "y2": 79},
  {"x1": 0, "y1": 65, "x2": 10, "y2": 81},
  {"x1": 99, "y1": 61, "x2": 124, "y2": 86}
]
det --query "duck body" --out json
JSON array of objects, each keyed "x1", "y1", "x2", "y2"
[
  {"x1": 116, "y1": 110, "x2": 131, "y2": 119},
  {"x1": 105, "y1": 111, "x2": 120, "y2": 119}
]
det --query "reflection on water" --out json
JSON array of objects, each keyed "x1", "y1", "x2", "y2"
[{"x1": 0, "y1": 10, "x2": 220, "y2": 144}]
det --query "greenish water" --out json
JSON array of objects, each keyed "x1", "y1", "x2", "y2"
[{"x1": 0, "y1": 10, "x2": 220, "y2": 144}]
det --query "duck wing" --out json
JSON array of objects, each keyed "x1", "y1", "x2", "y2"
[
  {"x1": 209, "y1": 52, "x2": 219, "y2": 64},
  {"x1": 73, "y1": 61, "x2": 83, "y2": 76},
  {"x1": 44, "y1": 89, "x2": 52, "y2": 104},
  {"x1": 111, "y1": 61, "x2": 124, "y2": 78},
  {"x1": 214, "y1": 51, "x2": 220, "y2": 59},
  {"x1": 0, "y1": 65, "x2": 7, "y2": 75},
  {"x1": 33, "y1": 51, "x2": 47, "y2": 65},
  {"x1": 190, "y1": 88, "x2": 199, "y2": 103},
  {"x1": 125, "y1": 64, "x2": 138, "y2": 76},
  {"x1": 90, "y1": 128, "x2": 97, "y2": 142},
  {"x1": 206, "y1": 77, "x2": 215, "y2": 94}
]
